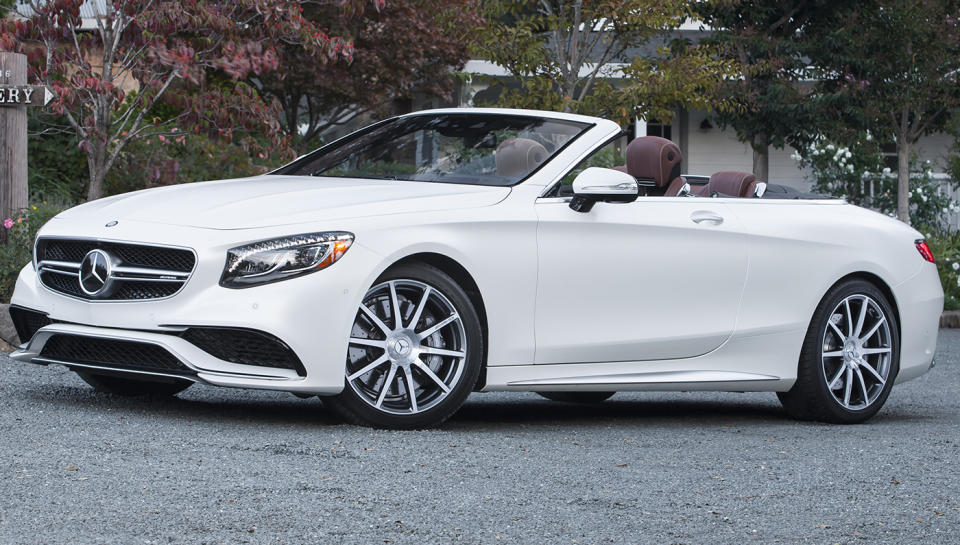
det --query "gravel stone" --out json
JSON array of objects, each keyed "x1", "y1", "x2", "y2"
[{"x1": 0, "y1": 331, "x2": 958, "y2": 544}]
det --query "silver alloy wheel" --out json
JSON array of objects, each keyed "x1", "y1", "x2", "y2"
[
  {"x1": 346, "y1": 279, "x2": 467, "y2": 415},
  {"x1": 821, "y1": 294, "x2": 893, "y2": 410}
]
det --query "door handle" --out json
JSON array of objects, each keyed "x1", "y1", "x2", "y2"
[{"x1": 691, "y1": 210, "x2": 724, "y2": 225}]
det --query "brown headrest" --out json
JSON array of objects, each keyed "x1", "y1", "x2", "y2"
[
  {"x1": 707, "y1": 171, "x2": 757, "y2": 197},
  {"x1": 625, "y1": 136, "x2": 683, "y2": 188},
  {"x1": 496, "y1": 138, "x2": 549, "y2": 177}
]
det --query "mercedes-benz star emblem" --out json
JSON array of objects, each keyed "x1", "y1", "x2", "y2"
[{"x1": 79, "y1": 249, "x2": 113, "y2": 296}]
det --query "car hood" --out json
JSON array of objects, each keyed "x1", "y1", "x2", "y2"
[{"x1": 55, "y1": 175, "x2": 512, "y2": 230}]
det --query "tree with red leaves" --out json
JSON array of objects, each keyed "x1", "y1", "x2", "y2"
[
  {"x1": 0, "y1": 0, "x2": 376, "y2": 200},
  {"x1": 256, "y1": 0, "x2": 481, "y2": 152}
]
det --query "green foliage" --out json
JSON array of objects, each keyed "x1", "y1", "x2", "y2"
[
  {"x1": 804, "y1": 0, "x2": 960, "y2": 222},
  {"x1": 472, "y1": 0, "x2": 736, "y2": 124},
  {"x1": 257, "y1": 0, "x2": 481, "y2": 153},
  {"x1": 0, "y1": 203, "x2": 66, "y2": 303},
  {"x1": 104, "y1": 132, "x2": 283, "y2": 196},
  {"x1": 796, "y1": 136, "x2": 958, "y2": 229},
  {"x1": 27, "y1": 114, "x2": 88, "y2": 204},
  {"x1": 924, "y1": 230, "x2": 960, "y2": 310},
  {"x1": 693, "y1": 1, "x2": 850, "y2": 154}
]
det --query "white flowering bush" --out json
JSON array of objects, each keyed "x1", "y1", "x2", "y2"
[
  {"x1": 926, "y1": 231, "x2": 960, "y2": 310},
  {"x1": 793, "y1": 136, "x2": 958, "y2": 229}
]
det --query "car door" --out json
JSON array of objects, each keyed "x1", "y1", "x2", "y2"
[{"x1": 534, "y1": 195, "x2": 749, "y2": 364}]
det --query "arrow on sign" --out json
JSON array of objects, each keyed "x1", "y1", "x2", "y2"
[{"x1": 0, "y1": 85, "x2": 56, "y2": 107}]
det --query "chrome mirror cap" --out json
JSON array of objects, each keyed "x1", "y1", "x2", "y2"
[
  {"x1": 570, "y1": 167, "x2": 640, "y2": 212},
  {"x1": 754, "y1": 182, "x2": 768, "y2": 198},
  {"x1": 571, "y1": 167, "x2": 639, "y2": 199}
]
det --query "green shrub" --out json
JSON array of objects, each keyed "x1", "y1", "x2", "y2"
[
  {"x1": 27, "y1": 114, "x2": 88, "y2": 203},
  {"x1": 923, "y1": 229, "x2": 960, "y2": 311},
  {"x1": 0, "y1": 203, "x2": 66, "y2": 303},
  {"x1": 105, "y1": 131, "x2": 284, "y2": 196},
  {"x1": 795, "y1": 136, "x2": 958, "y2": 229}
]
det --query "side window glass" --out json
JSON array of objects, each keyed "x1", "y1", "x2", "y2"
[{"x1": 552, "y1": 135, "x2": 628, "y2": 197}]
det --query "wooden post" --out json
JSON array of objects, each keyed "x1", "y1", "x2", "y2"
[{"x1": 0, "y1": 52, "x2": 28, "y2": 243}]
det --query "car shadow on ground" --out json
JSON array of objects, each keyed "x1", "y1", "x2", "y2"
[{"x1": 17, "y1": 378, "x2": 936, "y2": 431}]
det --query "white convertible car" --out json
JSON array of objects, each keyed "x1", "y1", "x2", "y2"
[{"x1": 8, "y1": 108, "x2": 943, "y2": 428}]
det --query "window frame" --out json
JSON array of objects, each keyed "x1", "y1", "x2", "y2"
[{"x1": 271, "y1": 113, "x2": 595, "y2": 188}]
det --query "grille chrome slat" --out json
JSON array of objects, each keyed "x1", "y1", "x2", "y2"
[{"x1": 35, "y1": 238, "x2": 196, "y2": 301}]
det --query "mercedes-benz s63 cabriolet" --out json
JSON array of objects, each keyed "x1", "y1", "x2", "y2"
[{"x1": 7, "y1": 108, "x2": 943, "y2": 428}]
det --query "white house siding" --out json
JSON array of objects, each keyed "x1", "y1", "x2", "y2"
[
  {"x1": 681, "y1": 110, "x2": 955, "y2": 191},
  {"x1": 914, "y1": 133, "x2": 954, "y2": 172},
  {"x1": 682, "y1": 110, "x2": 811, "y2": 189}
]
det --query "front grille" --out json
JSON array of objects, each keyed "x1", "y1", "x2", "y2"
[
  {"x1": 179, "y1": 327, "x2": 306, "y2": 376},
  {"x1": 37, "y1": 239, "x2": 195, "y2": 272},
  {"x1": 8, "y1": 306, "x2": 53, "y2": 342},
  {"x1": 39, "y1": 270, "x2": 85, "y2": 298},
  {"x1": 114, "y1": 281, "x2": 183, "y2": 300},
  {"x1": 39, "y1": 334, "x2": 194, "y2": 375},
  {"x1": 35, "y1": 237, "x2": 196, "y2": 301}
]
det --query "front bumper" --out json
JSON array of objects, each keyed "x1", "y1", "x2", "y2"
[{"x1": 9, "y1": 221, "x2": 387, "y2": 395}]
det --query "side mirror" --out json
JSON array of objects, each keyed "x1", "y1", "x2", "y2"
[
  {"x1": 569, "y1": 167, "x2": 639, "y2": 213},
  {"x1": 753, "y1": 182, "x2": 767, "y2": 198}
]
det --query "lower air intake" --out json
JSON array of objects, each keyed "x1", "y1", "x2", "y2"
[
  {"x1": 179, "y1": 327, "x2": 306, "y2": 376},
  {"x1": 39, "y1": 335, "x2": 195, "y2": 376}
]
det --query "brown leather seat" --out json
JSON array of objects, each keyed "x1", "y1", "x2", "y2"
[
  {"x1": 495, "y1": 138, "x2": 549, "y2": 178},
  {"x1": 695, "y1": 171, "x2": 758, "y2": 198},
  {"x1": 623, "y1": 136, "x2": 684, "y2": 196}
]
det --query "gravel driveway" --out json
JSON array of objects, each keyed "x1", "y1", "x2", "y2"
[{"x1": 1, "y1": 331, "x2": 958, "y2": 545}]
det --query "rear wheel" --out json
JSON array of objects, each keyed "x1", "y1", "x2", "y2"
[
  {"x1": 778, "y1": 279, "x2": 899, "y2": 424},
  {"x1": 537, "y1": 391, "x2": 615, "y2": 403},
  {"x1": 76, "y1": 371, "x2": 192, "y2": 397},
  {"x1": 323, "y1": 263, "x2": 483, "y2": 429}
]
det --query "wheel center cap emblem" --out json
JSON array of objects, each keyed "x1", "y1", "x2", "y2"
[
  {"x1": 79, "y1": 249, "x2": 113, "y2": 296},
  {"x1": 394, "y1": 338, "x2": 411, "y2": 355}
]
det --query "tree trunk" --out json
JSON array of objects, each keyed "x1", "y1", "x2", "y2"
[
  {"x1": 86, "y1": 142, "x2": 107, "y2": 201},
  {"x1": 752, "y1": 133, "x2": 769, "y2": 182},
  {"x1": 896, "y1": 139, "x2": 911, "y2": 223}
]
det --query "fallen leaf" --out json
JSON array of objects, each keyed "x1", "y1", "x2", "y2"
[{"x1": 64, "y1": 466, "x2": 78, "y2": 471}]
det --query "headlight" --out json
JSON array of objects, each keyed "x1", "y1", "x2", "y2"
[{"x1": 220, "y1": 232, "x2": 354, "y2": 288}]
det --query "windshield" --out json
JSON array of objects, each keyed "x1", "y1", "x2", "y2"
[{"x1": 274, "y1": 113, "x2": 592, "y2": 186}]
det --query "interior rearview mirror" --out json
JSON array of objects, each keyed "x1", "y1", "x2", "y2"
[{"x1": 569, "y1": 167, "x2": 639, "y2": 213}]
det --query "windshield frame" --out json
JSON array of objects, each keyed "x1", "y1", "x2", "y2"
[{"x1": 271, "y1": 112, "x2": 595, "y2": 187}]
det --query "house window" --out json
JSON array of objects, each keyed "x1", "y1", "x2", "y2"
[
  {"x1": 646, "y1": 121, "x2": 672, "y2": 140},
  {"x1": 880, "y1": 143, "x2": 898, "y2": 171}
]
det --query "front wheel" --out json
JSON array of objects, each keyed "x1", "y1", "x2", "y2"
[
  {"x1": 322, "y1": 263, "x2": 483, "y2": 429},
  {"x1": 778, "y1": 279, "x2": 899, "y2": 424}
]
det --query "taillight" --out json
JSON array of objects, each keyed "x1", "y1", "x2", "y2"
[{"x1": 916, "y1": 240, "x2": 935, "y2": 263}]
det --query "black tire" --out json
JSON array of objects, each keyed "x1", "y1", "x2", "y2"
[
  {"x1": 76, "y1": 371, "x2": 192, "y2": 397},
  {"x1": 323, "y1": 262, "x2": 483, "y2": 429},
  {"x1": 778, "y1": 279, "x2": 899, "y2": 424},
  {"x1": 537, "y1": 391, "x2": 615, "y2": 403}
]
